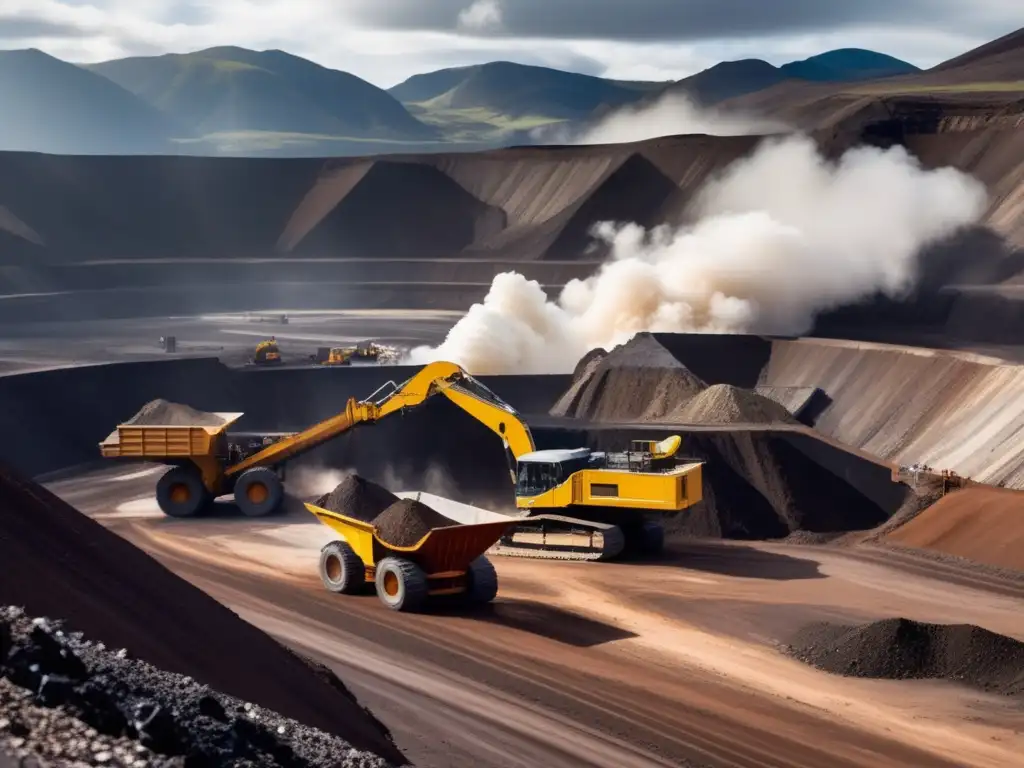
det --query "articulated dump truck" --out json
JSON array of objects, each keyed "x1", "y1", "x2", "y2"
[{"x1": 100, "y1": 361, "x2": 704, "y2": 562}]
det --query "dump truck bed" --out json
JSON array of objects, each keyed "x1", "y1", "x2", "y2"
[
  {"x1": 306, "y1": 503, "x2": 517, "y2": 575},
  {"x1": 100, "y1": 413, "x2": 244, "y2": 458}
]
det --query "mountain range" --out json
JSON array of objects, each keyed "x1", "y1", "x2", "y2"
[{"x1": 0, "y1": 33, "x2": 1019, "y2": 157}]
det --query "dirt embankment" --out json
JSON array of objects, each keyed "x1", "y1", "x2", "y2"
[
  {"x1": 0, "y1": 461, "x2": 406, "y2": 765},
  {"x1": 552, "y1": 334, "x2": 797, "y2": 426},
  {"x1": 786, "y1": 618, "x2": 1024, "y2": 698},
  {"x1": 550, "y1": 334, "x2": 708, "y2": 422},
  {"x1": 883, "y1": 486, "x2": 1024, "y2": 572}
]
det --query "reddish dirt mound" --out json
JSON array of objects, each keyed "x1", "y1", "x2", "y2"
[
  {"x1": 884, "y1": 486, "x2": 1024, "y2": 571},
  {"x1": 373, "y1": 499, "x2": 458, "y2": 547},
  {"x1": 0, "y1": 461, "x2": 405, "y2": 764},
  {"x1": 315, "y1": 474, "x2": 398, "y2": 523},
  {"x1": 786, "y1": 618, "x2": 1024, "y2": 697},
  {"x1": 124, "y1": 399, "x2": 225, "y2": 427},
  {"x1": 550, "y1": 334, "x2": 707, "y2": 421}
]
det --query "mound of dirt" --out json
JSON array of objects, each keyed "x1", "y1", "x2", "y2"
[
  {"x1": 883, "y1": 486, "x2": 1024, "y2": 572},
  {"x1": 551, "y1": 334, "x2": 707, "y2": 422},
  {"x1": 0, "y1": 608, "x2": 390, "y2": 767},
  {"x1": 669, "y1": 384, "x2": 798, "y2": 425},
  {"x1": 0, "y1": 461, "x2": 405, "y2": 765},
  {"x1": 123, "y1": 398, "x2": 225, "y2": 427},
  {"x1": 373, "y1": 499, "x2": 458, "y2": 548},
  {"x1": 786, "y1": 618, "x2": 1024, "y2": 697},
  {"x1": 315, "y1": 475, "x2": 399, "y2": 523}
]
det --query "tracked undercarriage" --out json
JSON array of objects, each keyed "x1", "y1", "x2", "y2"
[{"x1": 489, "y1": 511, "x2": 665, "y2": 562}]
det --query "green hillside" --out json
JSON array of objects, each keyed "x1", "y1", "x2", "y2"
[
  {"x1": 390, "y1": 61, "x2": 667, "y2": 140},
  {"x1": 0, "y1": 49, "x2": 179, "y2": 154},
  {"x1": 669, "y1": 48, "x2": 919, "y2": 104},
  {"x1": 88, "y1": 47, "x2": 438, "y2": 145}
]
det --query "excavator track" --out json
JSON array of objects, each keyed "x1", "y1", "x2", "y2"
[{"x1": 488, "y1": 515, "x2": 626, "y2": 562}]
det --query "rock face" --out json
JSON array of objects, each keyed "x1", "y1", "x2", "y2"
[{"x1": 0, "y1": 607, "x2": 397, "y2": 767}]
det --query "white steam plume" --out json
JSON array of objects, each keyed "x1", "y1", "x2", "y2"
[
  {"x1": 409, "y1": 134, "x2": 987, "y2": 375},
  {"x1": 533, "y1": 91, "x2": 787, "y2": 145}
]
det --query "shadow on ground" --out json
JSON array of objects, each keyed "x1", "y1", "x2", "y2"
[
  {"x1": 454, "y1": 599, "x2": 638, "y2": 648},
  {"x1": 622, "y1": 541, "x2": 825, "y2": 581}
]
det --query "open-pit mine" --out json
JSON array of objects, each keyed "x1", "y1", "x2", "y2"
[{"x1": 2, "y1": 25, "x2": 1024, "y2": 768}]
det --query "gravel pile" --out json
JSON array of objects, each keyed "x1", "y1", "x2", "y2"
[
  {"x1": 0, "y1": 608, "x2": 394, "y2": 767},
  {"x1": 315, "y1": 476, "x2": 399, "y2": 523},
  {"x1": 123, "y1": 400, "x2": 225, "y2": 427},
  {"x1": 669, "y1": 384, "x2": 798, "y2": 425},
  {"x1": 785, "y1": 617, "x2": 1024, "y2": 696},
  {"x1": 372, "y1": 499, "x2": 458, "y2": 547},
  {"x1": 551, "y1": 334, "x2": 707, "y2": 422}
]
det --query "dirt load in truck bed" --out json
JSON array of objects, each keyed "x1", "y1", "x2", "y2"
[{"x1": 123, "y1": 398, "x2": 226, "y2": 427}]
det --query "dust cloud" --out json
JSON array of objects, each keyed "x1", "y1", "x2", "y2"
[
  {"x1": 286, "y1": 465, "x2": 355, "y2": 498},
  {"x1": 409, "y1": 134, "x2": 988, "y2": 375},
  {"x1": 555, "y1": 91, "x2": 787, "y2": 144}
]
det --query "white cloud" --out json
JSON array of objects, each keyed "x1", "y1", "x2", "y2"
[
  {"x1": 457, "y1": 0, "x2": 503, "y2": 32},
  {"x1": 0, "y1": 0, "x2": 1018, "y2": 87}
]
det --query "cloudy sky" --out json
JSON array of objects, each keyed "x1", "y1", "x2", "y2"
[{"x1": 0, "y1": 0, "x2": 1020, "y2": 86}]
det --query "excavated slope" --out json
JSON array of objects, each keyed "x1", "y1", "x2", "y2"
[
  {"x1": 759, "y1": 337, "x2": 1024, "y2": 487},
  {"x1": 884, "y1": 486, "x2": 1024, "y2": 571}
]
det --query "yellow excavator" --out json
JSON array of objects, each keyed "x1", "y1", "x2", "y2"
[
  {"x1": 100, "y1": 361, "x2": 704, "y2": 561},
  {"x1": 252, "y1": 338, "x2": 282, "y2": 365}
]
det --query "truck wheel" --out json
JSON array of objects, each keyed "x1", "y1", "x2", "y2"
[
  {"x1": 374, "y1": 557, "x2": 429, "y2": 612},
  {"x1": 319, "y1": 541, "x2": 365, "y2": 594},
  {"x1": 465, "y1": 556, "x2": 498, "y2": 605},
  {"x1": 233, "y1": 467, "x2": 283, "y2": 517},
  {"x1": 156, "y1": 466, "x2": 209, "y2": 518}
]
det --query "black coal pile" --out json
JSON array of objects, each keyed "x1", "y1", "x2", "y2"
[
  {"x1": 373, "y1": 499, "x2": 458, "y2": 547},
  {"x1": 315, "y1": 475, "x2": 399, "y2": 523},
  {"x1": 550, "y1": 334, "x2": 707, "y2": 422},
  {"x1": 785, "y1": 618, "x2": 1024, "y2": 696},
  {"x1": 124, "y1": 399, "x2": 225, "y2": 427},
  {"x1": 0, "y1": 607, "x2": 393, "y2": 767}
]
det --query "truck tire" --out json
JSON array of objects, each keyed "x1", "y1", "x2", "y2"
[
  {"x1": 465, "y1": 556, "x2": 498, "y2": 605},
  {"x1": 319, "y1": 541, "x2": 365, "y2": 594},
  {"x1": 233, "y1": 467, "x2": 283, "y2": 517},
  {"x1": 156, "y1": 466, "x2": 208, "y2": 518},
  {"x1": 375, "y1": 557, "x2": 429, "y2": 612}
]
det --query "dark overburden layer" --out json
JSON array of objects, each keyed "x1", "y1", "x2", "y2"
[{"x1": 786, "y1": 618, "x2": 1024, "y2": 696}]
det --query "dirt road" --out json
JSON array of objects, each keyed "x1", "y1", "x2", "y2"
[{"x1": 48, "y1": 465, "x2": 1024, "y2": 768}]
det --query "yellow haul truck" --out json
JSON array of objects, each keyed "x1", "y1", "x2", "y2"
[{"x1": 100, "y1": 361, "x2": 704, "y2": 561}]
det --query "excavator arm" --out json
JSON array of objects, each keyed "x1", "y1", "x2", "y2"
[{"x1": 224, "y1": 360, "x2": 535, "y2": 478}]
